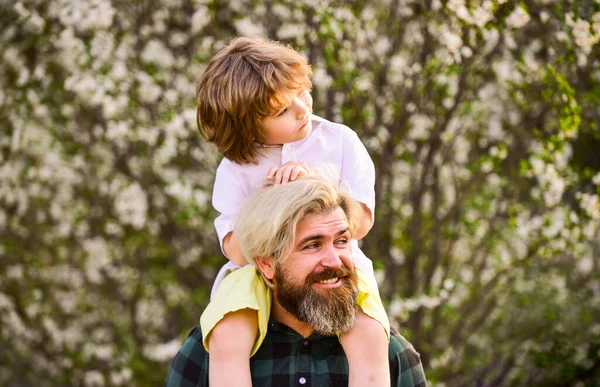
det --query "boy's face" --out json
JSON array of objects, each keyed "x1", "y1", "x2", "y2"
[{"x1": 261, "y1": 89, "x2": 313, "y2": 145}]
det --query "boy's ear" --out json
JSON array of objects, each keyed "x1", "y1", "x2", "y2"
[{"x1": 255, "y1": 256, "x2": 275, "y2": 280}]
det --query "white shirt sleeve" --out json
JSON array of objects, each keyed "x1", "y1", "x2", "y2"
[
  {"x1": 340, "y1": 127, "x2": 376, "y2": 217},
  {"x1": 212, "y1": 160, "x2": 247, "y2": 253}
]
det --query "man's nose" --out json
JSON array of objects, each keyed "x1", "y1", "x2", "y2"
[{"x1": 320, "y1": 244, "x2": 342, "y2": 268}]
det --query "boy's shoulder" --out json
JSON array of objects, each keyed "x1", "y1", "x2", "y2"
[
  {"x1": 311, "y1": 114, "x2": 350, "y2": 130},
  {"x1": 310, "y1": 114, "x2": 358, "y2": 140}
]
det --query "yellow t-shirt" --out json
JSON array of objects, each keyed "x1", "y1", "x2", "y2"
[{"x1": 200, "y1": 265, "x2": 390, "y2": 356}]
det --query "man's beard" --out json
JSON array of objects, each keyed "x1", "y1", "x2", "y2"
[{"x1": 273, "y1": 263, "x2": 359, "y2": 335}]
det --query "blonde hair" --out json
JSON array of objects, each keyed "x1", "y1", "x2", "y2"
[
  {"x1": 235, "y1": 176, "x2": 362, "y2": 269},
  {"x1": 196, "y1": 37, "x2": 312, "y2": 164}
]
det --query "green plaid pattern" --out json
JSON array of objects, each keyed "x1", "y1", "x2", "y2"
[{"x1": 166, "y1": 320, "x2": 427, "y2": 387}]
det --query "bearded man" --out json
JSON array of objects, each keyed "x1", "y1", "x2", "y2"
[{"x1": 166, "y1": 176, "x2": 426, "y2": 386}]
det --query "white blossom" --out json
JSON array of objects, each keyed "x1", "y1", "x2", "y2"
[
  {"x1": 83, "y1": 343, "x2": 114, "y2": 361},
  {"x1": 83, "y1": 238, "x2": 111, "y2": 284},
  {"x1": 143, "y1": 339, "x2": 182, "y2": 362},
  {"x1": 84, "y1": 370, "x2": 105, "y2": 386},
  {"x1": 506, "y1": 7, "x2": 531, "y2": 29},
  {"x1": 191, "y1": 6, "x2": 211, "y2": 33},
  {"x1": 165, "y1": 180, "x2": 194, "y2": 202},
  {"x1": 441, "y1": 29, "x2": 463, "y2": 54},
  {"x1": 141, "y1": 40, "x2": 175, "y2": 68},
  {"x1": 278, "y1": 22, "x2": 304, "y2": 39},
  {"x1": 447, "y1": 0, "x2": 472, "y2": 23},
  {"x1": 593, "y1": 13, "x2": 600, "y2": 37},
  {"x1": 49, "y1": 0, "x2": 115, "y2": 32},
  {"x1": 53, "y1": 28, "x2": 86, "y2": 70},
  {"x1": 114, "y1": 183, "x2": 148, "y2": 229},
  {"x1": 139, "y1": 81, "x2": 163, "y2": 104},
  {"x1": 90, "y1": 32, "x2": 115, "y2": 68},
  {"x1": 408, "y1": 114, "x2": 434, "y2": 140},
  {"x1": 234, "y1": 17, "x2": 265, "y2": 37},
  {"x1": 572, "y1": 19, "x2": 598, "y2": 48},
  {"x1": 544, "y1": 177, "x2": 565, "y2": 207},
  {"x1": 110, "y1": 369, "x2": 133, "y2": 386},
  {"x1": 0, "y1": 293, "x2": 14, "y2": 309},
  {"x1": 64, "y1": 73, "x2": 105, "y2": 105},
  {"x1": 355, "y1": 76, "x2": 372, "y2": 91},
  {"x1": 577, "y1": 193, "x2": 600, "y2": 220}
]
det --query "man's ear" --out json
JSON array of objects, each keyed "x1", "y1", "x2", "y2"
[{"x1": 255, "y1": 257, "x2": 275, "y2": 280}]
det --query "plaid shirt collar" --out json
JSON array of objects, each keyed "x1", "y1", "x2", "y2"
[{"x1": 265, "y1": 318, "x2": 329, "y2": 339}]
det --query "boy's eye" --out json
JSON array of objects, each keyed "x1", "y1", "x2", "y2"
[{"x1": 277, "y1": 108, "x2": 288, "y2": 116}]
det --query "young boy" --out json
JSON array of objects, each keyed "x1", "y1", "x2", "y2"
[{"x1": 196, "y1": 37, "x2": 390, "y2": 386}]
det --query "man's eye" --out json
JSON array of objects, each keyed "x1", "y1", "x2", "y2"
[
  {"x1": 304, "y1": 243, "x2": 319, "y2": 250},
  {"x1": 335, "y1": 238, "x2": 348, "y2": 245}
]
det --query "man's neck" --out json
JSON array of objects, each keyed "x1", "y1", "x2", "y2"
[{"x1": 271, "y1": 294, "x2": 315, "y2": 338}]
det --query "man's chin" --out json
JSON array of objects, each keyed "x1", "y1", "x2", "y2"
[{"x1": 275, "y1": 265, "x2": 359, "y2": 335}]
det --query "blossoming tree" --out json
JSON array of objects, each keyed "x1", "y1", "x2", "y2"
[{"x1": 1, "y1": 0, "x2": 599, "y2": 385}]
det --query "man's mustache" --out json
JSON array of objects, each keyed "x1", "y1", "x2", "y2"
[{"x1": 305, "y1": 267, "x2": 352, "y2": 285}]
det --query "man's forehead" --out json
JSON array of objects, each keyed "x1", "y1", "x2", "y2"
[{"x1": 295, "y1": 208, "x2": 349, "y2": 239}]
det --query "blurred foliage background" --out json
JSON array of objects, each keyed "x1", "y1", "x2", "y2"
[{"x1": 1, "y1": 0, "x2": 599, "y2": 386}]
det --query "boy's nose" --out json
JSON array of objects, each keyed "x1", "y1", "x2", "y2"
[{"x1": 295, "y1": 98, "x2": 310, "y2": 119}]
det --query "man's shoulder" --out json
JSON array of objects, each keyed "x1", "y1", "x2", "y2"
[
  {"x1": 389, "y1": 331, "x2": 421, "y2": 365},
  {"x1": 389, "y1": 331, "x2": 428, "y2": 387},
  {"x1": 165, "y1": 326, "x2": 208, "y2": 387}
]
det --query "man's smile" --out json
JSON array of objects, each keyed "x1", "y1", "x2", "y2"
[
  {"x1": 307, "y1": 266, "x2": 351, "y2": 288},
  {"x1": 315, "y1": 277, "x2": 342, "y2": 287}
]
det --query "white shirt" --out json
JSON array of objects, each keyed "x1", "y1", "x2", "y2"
[{"x1": 210, "y1": 114, "x2": 376, "y2": 298}]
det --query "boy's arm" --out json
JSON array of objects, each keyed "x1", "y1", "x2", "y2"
[
  {"x1": 213, "y1": 160, "x2": 249, "y2": 264},
  {"x1": 222, "y1": 231, "x2": 247, "y2": 266},
  {"x1": 340, "y1": 128, "x2": 376, "y2": 236},
  {"x1": 340, "y1": 309, "x2": 390, "y2": 387},
  {"x1": 353, "y1": 203, "x2": 374, "y2": 240},
  {"x1": 208, "y1": 309, "x2": 256, "y2": 387}
]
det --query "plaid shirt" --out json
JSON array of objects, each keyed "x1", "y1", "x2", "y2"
[{"x1": 166, "y1": 320, "x2": 427, "y2": 387}]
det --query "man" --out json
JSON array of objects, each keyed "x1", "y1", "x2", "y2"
[{"x1": 166, "y1": 176, "x2": 427, "y2": 386}]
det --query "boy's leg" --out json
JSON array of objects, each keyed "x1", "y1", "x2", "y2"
[
  {"x1": 339, "y1": 308, "x2": 390, "y2": 387},
  {"x1": 208, "y1": 308, "x2": 257, "y2": 387}
]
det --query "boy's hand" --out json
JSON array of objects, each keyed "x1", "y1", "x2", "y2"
[{"x1": 266, "y1": 161, "x2": 313, "y2": 184}]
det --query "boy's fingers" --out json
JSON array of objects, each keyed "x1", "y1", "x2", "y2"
[
  {"x1": 271, "y1": 163, "x2": 311, "y2": 184},
  {"x1": 273, "y1": 167, "x2": 285, "y2": 184},
  {"x1": 266, "y1": 167, "x2": 279, "y2": 179},
  {"x1": 289, "y1": 167, "x2": 300, "y2": 182},
  {"x1": 296, "y1": 167, "x2": 308, "y2": 177},
  {"x1": 281, "y1": 167, "x2": 294, "y2": 183},
  {"x1": 297, "y1": 163, "x2": 311, "y2": 176}
]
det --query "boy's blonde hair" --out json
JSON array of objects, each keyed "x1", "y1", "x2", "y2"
[
  {"x1": 196, "y1": 37, "x2": 312, "y2": 164},
  {"x1": 235, "y1": 176, "x2": 362, "y2": 273}
]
